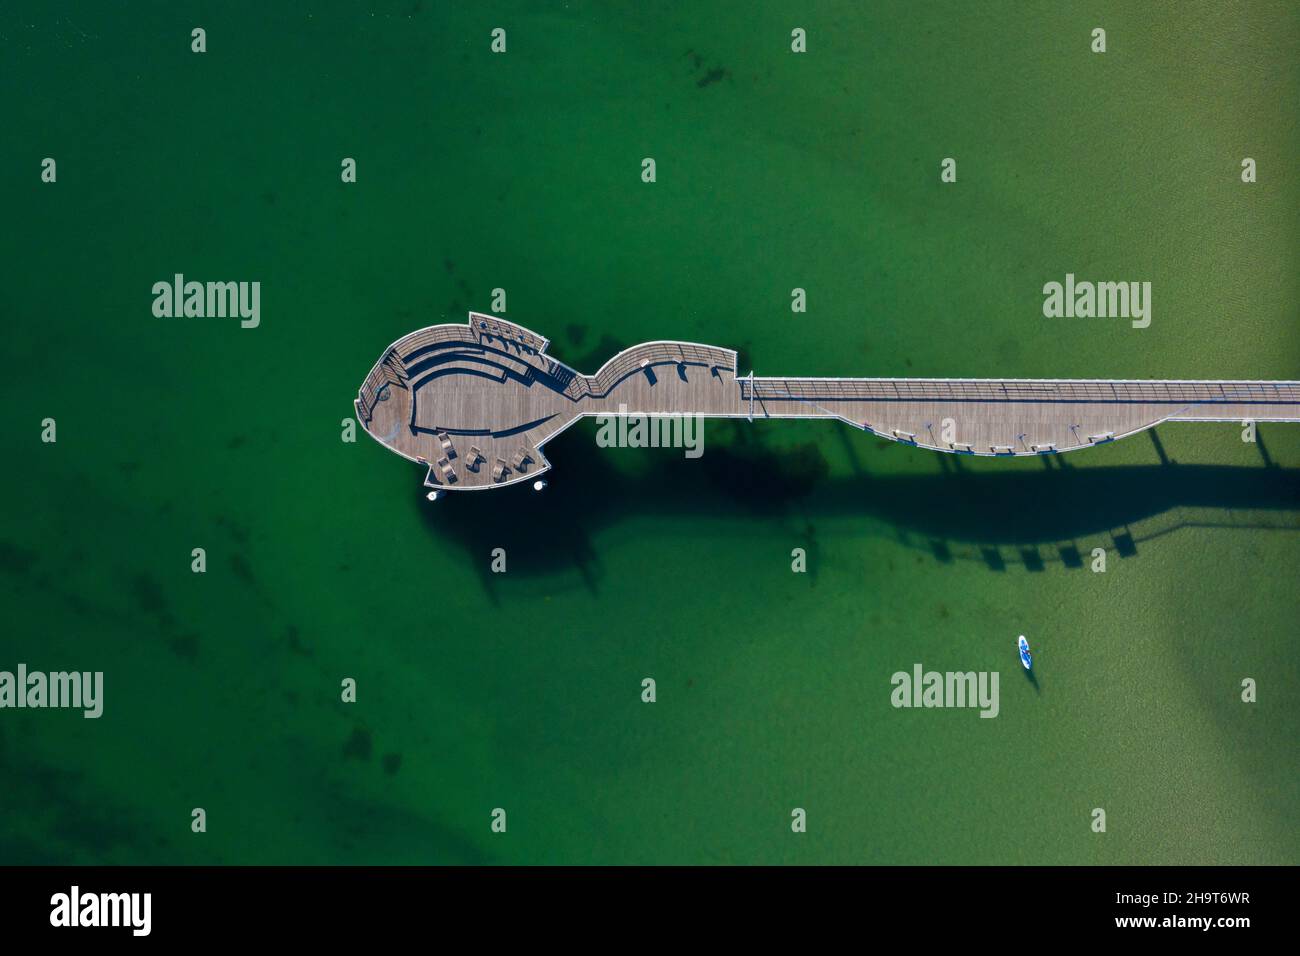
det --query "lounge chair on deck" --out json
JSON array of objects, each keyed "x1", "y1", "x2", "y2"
[
  {"x1": 436, "y1": 431, "x2": 456, "y2": 458},
  {"x1": 466, "y1": 445, "x2": 484, "y2": 471},
  {"x1": 436, "y1": 456, "x2": 456, "y2": 483},
  {"x1": 510, "y1": 447, "x2": 532, "y2": 471},
  {"x1": 492, "y1": 458, "x2": 508, "y2": 483}
]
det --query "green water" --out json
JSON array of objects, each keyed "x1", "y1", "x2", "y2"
[{"x1": 1, "y1": 1, "x2": 1296, "y2": 864}]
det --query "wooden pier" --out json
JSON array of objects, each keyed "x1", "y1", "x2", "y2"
[{"x1": 355, "y1": 313, "x2": 1300, "y2": 492}]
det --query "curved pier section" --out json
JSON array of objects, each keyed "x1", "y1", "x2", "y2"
[{"x1": 356, "y1": 313, "x2": 1300, "y2": 491}]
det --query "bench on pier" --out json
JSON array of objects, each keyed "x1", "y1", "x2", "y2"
[{"x1": 436, "y1": 430, "x2": 456, "y2": 459}]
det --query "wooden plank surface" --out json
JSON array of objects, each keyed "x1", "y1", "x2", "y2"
[{"x1": 356, "y1": 315, "x2": 1300, "y2": 490}]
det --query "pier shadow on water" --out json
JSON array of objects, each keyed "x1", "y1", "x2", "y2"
[{"x1": 416, "y1": 423, "x2": 1300, "y2": 595}]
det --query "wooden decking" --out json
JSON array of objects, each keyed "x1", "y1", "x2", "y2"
[{"x1": 356, "y1": 313, "x2": 1300, "y2": 491}]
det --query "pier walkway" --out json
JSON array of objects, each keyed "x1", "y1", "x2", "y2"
[{"x1": 356, "y1": 314, "x2": 1300, "y2": 491}]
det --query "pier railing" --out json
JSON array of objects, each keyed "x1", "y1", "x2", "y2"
[
  {"x1": 740, "y1": 378, "x2": 1300, "y2": 405},
  {"x1": 583, "y1": 342, "x2": 737, "y2": 398}
]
